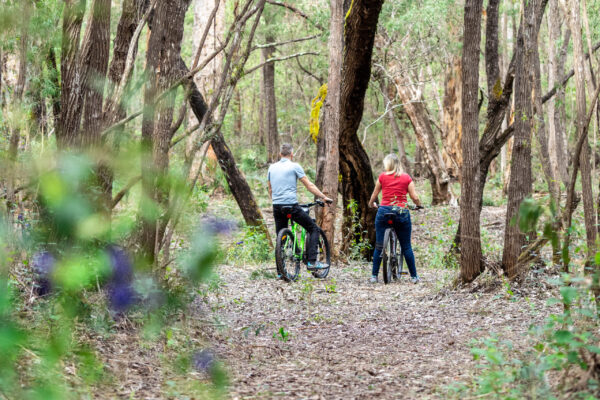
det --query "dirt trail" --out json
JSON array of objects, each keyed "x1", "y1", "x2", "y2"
[
  {"x1": 201, "y1": 208, "x2": 560, "y2": 399},
  {"x1": 203, "y1": 263, "x2": 558, "y2": 399}
]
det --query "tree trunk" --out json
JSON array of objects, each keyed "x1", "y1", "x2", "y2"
[
  {"x1": 186, "y1": 0, "x2": 225, "y2": 181},
  {"x1": 387, "y1": 109, "x2": 411, "y2": 174},
  {"x1": 547, "y1": 3, "x2": 570, "y2": 185},
  {"x1": 263, "y1": 35, "x2": 280, "y2": 162},
  {"x1": 80, "y1": 0, "x2": 111, "y2": 148},
  {"x1": 394, "y1": 71, "x2": 451, "y2": 204},
  {"x1": 459, "y1": 0, "x2": 484, "y2": 282},
  {"x1": 442, "y1": 56, "x2": 462, "y2": 180},
  {"x1": 140, "y1": 0, "x2": 191, "y2": 262},
  {"x1": 57, "y1": 0, "x2": 87, "y2": 148},
  {"x1": 532, "y1": 29, "x2": 559, "y2": 205},
  {"x1": 485, "y1": 0, "x2": 501, "y2": 100},
  {"x1": 318, "y1": 0, "x2": 343, "y2": 246},
  {"x1": 502, "y1": 0, "x2": 537, "y2": 279},
  {"x1": 338, "y1": 0, "x2": 384, "y2": 254},
  {"x1": 569, "y1": 0, "x2": 596, "y2": 261}
]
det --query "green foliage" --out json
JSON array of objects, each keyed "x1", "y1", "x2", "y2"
[
  {"x1": 226, "y1": 226, "x2": 272, "y2": 265},
  {"x1": 450, "y1": 274, "x2": 600, "y2": 399},
  {"x1": 273, "y1": 327, "x2": 290, "y2": 342},
  {"x1": 345, "y1": 199, "x2": 372, "y2": 260}
]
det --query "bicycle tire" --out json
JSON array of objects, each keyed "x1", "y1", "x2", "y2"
[
  {"x1": 396, "y1": 237, "x2": 405, "y2": 280},
  {"x1": 391, "y1": 232, "x2": 400, "y2": 281},
  {"x1": 275, "y1": 228, "x2": 300, "y2": 282},
  {"x1": 382, "y1": 228, "x2": 394, "y2": 284},
  {"x1": 311, "y1": 228, "x2": 331, "y2": 279}
]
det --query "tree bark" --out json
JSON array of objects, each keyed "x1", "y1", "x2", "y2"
[
  {"x1": 547, "y1": 3, "x2": 570, "y2": 185},
  {"x1": 338, "y1": 0, "x2": 384, "y2": 254},
  {"x1": 185, "y1": 0, "x2": 225, "y2": 181},
  {"x1": 442, "y1": 56, "x2": 462, "y2": 180},
  {"x1": 140, "y1": 0, "x2": 191, "y2": 262},
  {"x1": 532, "y1": 29, "x2": 559, "y2": 205},
  {"x1": 569, "y1": 0, "x2": 596, "y2": 261},
  {"x1": 80, "y1": 0, "x2": 111, "y2": 148},
  {"x1": 485, "y1": 0, "x2": 501, "y2": 101},
  {"x1": 502, "y1": 0, "x2": 537, "y2": 279},
  {"x1": 459, "y1": 0, "x2": 484, "y2": 282},
  {"x1": 394, "y1": 74, "x2": 451, "y2": 204},
  {"x1": 57, "y1": 0, "x2": 87, "y2": 148},
  {"x1": 318, "y1": 0, "x2": 343, "y2": 246},
  {"x1": 263, "y1": 34, "x2": 280, "y2": 162}
]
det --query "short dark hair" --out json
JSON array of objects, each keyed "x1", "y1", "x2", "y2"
[{"x1": 280, "y1": 143, "x2": 293, "y2": 156}]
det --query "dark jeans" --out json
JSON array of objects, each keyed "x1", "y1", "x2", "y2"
[
  {"x1": 273, "y1": 204, "x2": 320, "y2": 263},
  {"x1": 372, "y1": 206, "x2": 417, "y2": 278}
]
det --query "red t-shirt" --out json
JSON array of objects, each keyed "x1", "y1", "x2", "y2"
[{"x1": 379, "y1": 173, "x2": 412, "y2": 207}]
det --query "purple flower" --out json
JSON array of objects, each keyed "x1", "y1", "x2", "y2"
[
  {"x1": 32, "y1": 251, "x2": 56, "y2": 296},
  {"x1": 106, "y1": 245, "x2": 134, "y2": 284},
  {"x1": 201, "y1": 215, "x2": 237, "y2": 235},
  {"x1": 105, "y1": 245, "x2": 137, "y2": 313},
  {"x1": 107, "y1": 283, "x2": 137, "y2": 313},
  {"x1": 192, "y1": 349, "x2": 216, "y2": 373}
]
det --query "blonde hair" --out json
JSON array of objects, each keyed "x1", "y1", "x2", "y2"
[{"x1": 383, "y1": 154, "x2": 402, "y2": 177}]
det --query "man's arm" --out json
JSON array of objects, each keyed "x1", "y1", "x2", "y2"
[
  {"x1": 299, "y1": 176, "x2": 333, "y2": 202},
  {"x1": 268, "y1": 180, "x2": 272, "y2": 200}
]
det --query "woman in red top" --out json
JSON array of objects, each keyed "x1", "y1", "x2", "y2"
[{"x1": 368, "y1": 154, "x2": 423, "y2": 283}]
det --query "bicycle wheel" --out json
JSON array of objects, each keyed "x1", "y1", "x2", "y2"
[
  {"x1": 382, "y1": 228, "x2": 396, "y2": 284},
  {"x1": 275, "y1": 228, "x2": 301, "y2": 282},
  {"x1": 311, "y1": 228, "x2": 331, "y2": 279}
]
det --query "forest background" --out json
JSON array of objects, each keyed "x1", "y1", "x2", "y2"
[{"x1": 1, "y1": 0, "x2": 600, "y2": 398}]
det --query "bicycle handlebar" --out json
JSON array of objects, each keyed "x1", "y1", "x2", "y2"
[{"x1": 300, "y1": 199, "x2": 332, "y2": 208}]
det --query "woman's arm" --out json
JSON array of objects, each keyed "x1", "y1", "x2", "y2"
[
  {"x1": 369, "y1": 180, "x2": 382, "y2": 208},
  {"x1": 407, "y1": 182, "x2": 422, "y2": 207}
]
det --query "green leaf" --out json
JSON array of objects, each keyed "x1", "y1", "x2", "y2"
[
  {"x1": 559, "y1": 286, "x2": 578, "y2": 306},
  {"x1": 553, "y1": 330, "x2": 573, "y2": 345}
]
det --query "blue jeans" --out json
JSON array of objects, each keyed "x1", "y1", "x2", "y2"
[{"x1": 372, "y1": 206, "x2": 417, "y2": 278}]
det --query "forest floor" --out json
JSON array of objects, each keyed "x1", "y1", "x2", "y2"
[
  {"x1": 193, "y1": 205, "x2": 562, "y2": 399},
  {"x1": 77, "y1": 198, "x2": 567, "y2": 399}
]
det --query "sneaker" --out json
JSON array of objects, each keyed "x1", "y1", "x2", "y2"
[
  {"x1": 411, "y1": 276, "x2": 420, "y2": 284},
  {"x1": 307, "y1": 261, "x2": 329, "y2": 270},
  {"x1": 369, "y1": 276, "x2": 378, "y2": 284}
]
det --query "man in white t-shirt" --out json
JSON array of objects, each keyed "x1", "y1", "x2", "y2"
[{"x1": 267, "y1": 143, "x2": 332, "y2": 268}]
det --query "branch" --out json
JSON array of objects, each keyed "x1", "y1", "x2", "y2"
[
  {"x1": 111, "y1": 175, "x2": 142, "y2": 209},
  {"x1": 542, "y1": 40, "x2": 600, "y2": 104},
  {"x1": 253, "y1": 34, "x2": 319, "y2": 50},
  {"x1": 191, "y1": 0, "x2": 221, "y2": 70},
  {"x1": 265, "y1": 0, "x2": 324, "y2": 30},
  {"x1": 100, "y1": 0, "x2": 262, "y2": 139},
  {"x1": 296, "y1": 57, "x2": 323, "y2": 84},
  {"x1": 243, "y1": 51, "x2": 319, "y2": 76},
  {"x1": 104, "y1": 0, "x2": 157, "y2": 121}
]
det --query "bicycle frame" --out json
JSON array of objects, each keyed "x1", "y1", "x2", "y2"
[{"x1": 289, "y1": 220, "x2": 306, "y2": 262}]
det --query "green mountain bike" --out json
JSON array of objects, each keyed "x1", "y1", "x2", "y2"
[{"x1": 275, "y1": 200, "x2": 331, "y2": 282}]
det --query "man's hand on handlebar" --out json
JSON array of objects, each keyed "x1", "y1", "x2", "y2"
[{"x1": 322, "y1": 197, "x2": 334, "y2": 205}]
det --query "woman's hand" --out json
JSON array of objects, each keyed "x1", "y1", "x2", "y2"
[{"x1": 370, "y1": 200, "x2": 379, "y2": 209}]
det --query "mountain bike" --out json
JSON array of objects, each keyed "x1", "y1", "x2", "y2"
[
  {"x1": 382, "y1": 205, "x2": 423, "y2": 284},
  {"x1": 275, "y1": 200, "x2": 331, "y2": 282}
]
